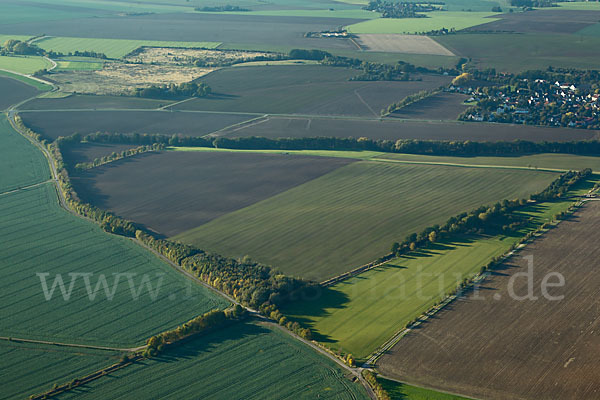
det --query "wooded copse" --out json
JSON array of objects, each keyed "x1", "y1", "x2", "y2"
[{"x1": 74, "y1": 143, "x2": 165, "y2": 171}]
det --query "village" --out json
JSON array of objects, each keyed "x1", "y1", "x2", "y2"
[{"x1": 452, "y1": 77, "x2": 600, "y2": 129}]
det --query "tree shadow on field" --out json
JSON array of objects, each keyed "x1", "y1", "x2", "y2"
[{"x1": 397, "y1": 235, "x2": 477, "y2": 260}]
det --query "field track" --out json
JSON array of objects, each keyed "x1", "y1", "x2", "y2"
[{"x1": 378, "y1": 201, "x2": 600, "y2": 400}]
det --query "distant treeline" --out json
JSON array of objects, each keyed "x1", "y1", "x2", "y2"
[
  {"x1": 364, "y1": 1, "x2": 443, "y2": 18},
  {"x1": 390, "y1": 169, "x2": 592, "y2": 258},
  {"x1": 134, "y1": 81, "x2": 211, "y2": 99},
  {"x1": 0, "y1": 39, "x2": 107, "y2": 59},
  {"x1": 195, "y1": 5, "x2": 250, "y2": 11},
  {"x1": 74, "y1": 143, "x2": 164, "y2": 171},
  {"x1": 81, "y1": 131, "x2": 600, "y2": 157},
  {"x1": 510, "y1": 0, "x2": 556, "y2": 7}
]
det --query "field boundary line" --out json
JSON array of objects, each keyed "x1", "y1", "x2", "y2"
[
  {"x1": 354, "y1": 89, "x2": 379, "y2": 118},
  {"x1": 370, "y1": 157, "x2": 568, "y2": 173},
  {"x1": 0, "y1": 336, "x2": 143, "y2": 352},
  {"x1": 206, "y1": 114, "x2": 269, "y2": 137},
  {"x1": 375, "y1": 374, "x2": 479, "y2": 400},
  {"x1": 0, "y1": 179, "x2": 52, "y2": 197},
  {"x1": 158, "y1": 97, "x2": 194, "y2": 110}
]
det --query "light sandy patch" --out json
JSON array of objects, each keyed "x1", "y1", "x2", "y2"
[
  {"x1": 357, "y1": 34, "x2": 455, "y2": 56},
  {"x1": 126, "y1": 47, "x2": 274, "y2": 66},
  {"x1": 51, "y1": 62, "x2": 213, "y2": 95}
]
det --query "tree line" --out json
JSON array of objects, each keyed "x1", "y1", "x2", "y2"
[
  {"x1": 144, "y1": 307, "x2": 246, "y2": 357},
  {"x1": 390, "y1": 169, "x2": 592, "y2": 258},
  {"x1": 381, "y1": 88, "x2": 441, "y2": 116},
  {"x1": 74, "y1": 143, "x2": 165, "y2": 171},
  {"x1": 134, "y1": 81, "x2": 211, "y2": 99}
]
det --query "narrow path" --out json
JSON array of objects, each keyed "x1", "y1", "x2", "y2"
[
  {"x1": 371, "y1": 157, "x2": 568, "y2": 173},
  {"x1": 0, "y1": 336, "x2": 144, "y2": 352},
  {"x1": 354, "y1": 88, "x2": 379, "y2": 118}
]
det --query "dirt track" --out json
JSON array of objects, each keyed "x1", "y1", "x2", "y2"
[{"x1": 378, "y1": 201, "x2": 600, "y2": 400}]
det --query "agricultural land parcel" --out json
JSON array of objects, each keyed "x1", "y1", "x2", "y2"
[
  {"x1": 282, "y1": 175, "x2": 599, "y2": 359},
  {"x1": 355, "y1": 34, "x2": 455, "y2": 56},
  {"x1": 0, "y1": 76, "x2": 39, "y2": 111},
  {"x1": 71, "y1": 151, "x2": 355, "y2": 236},
  {"x1": 53, "y1": 321, "x2": 368, "y2": 400},
  {"x1": 0, "y1": 341, "x2": 121, "y2": 400},
  {"x1": 378, "y1": 200, "x2": 600, "y2": 400},
  {"x1": 0, "y1": 55, "x2": 53, "y2": 74},
  {"x1": 0, "y1": 116, "x2": 229, "y2": 347},
  {"x1": 174, "y1": 160, "x2": 558, "y2": 281}
]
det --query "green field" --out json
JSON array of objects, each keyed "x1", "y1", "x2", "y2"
[
  {"x1": 55, "y1": 61, "x2": 104, "y2": 71},
  {"x1": 54, "y1": 321, "x2": 368, "y2": 399},
  {"x1": 0, "y1": 55, "x2": 53, "y2": 74},
  {"x1": 377, "y1": 376, "x2": 470, "y2": 400},
  {"x1": 346, "y1": 12, "x2": 500, "y2": 34},
  {"x1": 282, "y1": 184, "x2": 592, "y2": 358},
  {"x1": 0, "y1": 116, "x2": 50, "y2": 192},
  {"x1": 0, "y1": 35, "x2": 34, "y2": 45},
  {"x1": 0, "y1": 341, "x2": 120, "y2": 400},
  {"x1": 550, "y1": 1, "x2": 600, "y2": 10},
  {"x1": 175, "y1": 161, "x2": 557, "y2": 281},
  {"x1": 196, "y1": 8, "x2": 380, "y2": 18},
  {"x1": 0, "y1": 184, "x2": 229, "y2": 347},
  {"x1": 577, "y1": 22, "x2": 600, "y2": 37},
  {"x1": 435, "y1": 33, "x2": 600, "y2": 72},
  {"x1": 36, "y1": 37, "x2": 221, "y2": 59}
]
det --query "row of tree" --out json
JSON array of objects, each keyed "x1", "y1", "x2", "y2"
[
  {"x1": 381, "y1": 88, "x2": 441, "y2": 116},
  {"x1": 144, "y1": 307, "x2": 245, "y2": 357},
  {"x1": 134, "y1": 82, "x2": 211, "y2": 99},
  {"x1": 74, "y1": 143, "x2": 165, "y2": 171},
  {"x1": 390, "y1": 169, "x2": 592, "y2": 258},
  {"x1": 363, "y1": 1, "x2": 441, "y2": 18}
]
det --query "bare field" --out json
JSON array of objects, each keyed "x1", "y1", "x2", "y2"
[
  {"x1": 357, "y1": 34, "x2": 455, "y2": 56},
  {"x1": 71, "y1": 151, "x2": 355, "y2": 236},
  {"x1": 19, "y1": 110, "x2": 252, "y2": 140},
  {"x1": 62, "y1": 142, "x2": 140, "y2": 167},
  {"x1": 218, "y1": 116, "x2": 599, "y2": 142},
  {"x1": 50, "y1": 62, "x2": 212, "y2": 95},
  {"x1": 126, "y1": 47, "x2": 273, "y2": 65},
  {"x1": 390, "y1": 92, "x2": 469, "y2": 120},
  {"x1": 467, "y1": 9, "x2": 600, "y2": 34},
  {"x1": 378, "y1": 201, "x2": 600, "y2": 400},
  {"x1": 0, "y1": 76, "x2": 39, "y2": 110}
]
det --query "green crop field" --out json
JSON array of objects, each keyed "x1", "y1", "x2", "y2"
[
  {"x1": 0, "y1": 116, "x2": 50, "y2": 192},
  {"x1": 0, "y1": 341, "x2": 120, "y2": 400},
  {"x1": 36, "y1": 37, "x2": 221, "y2": 59},
  {"x1": 435, "y1": 33, "x2": 600, "y2": 72},
  {"x1": 55, "y1": 61, "x2": 104, "y2": 71},
  {"x1": 282, "y1": 181, "x2": 594, "y2": 358},
  {"x1": 174, "y1": 161, "x2": 557, "y2": 281},
  {"x1": 550, "y1": 1, "x2": 600, "y2": 10},
  {"x1": 345, "y1": 12, "x2": 500, "y2": 34},
  {"x1": 0, "y1": 34, "x2": 34, "y2": 45},
  {"x1": 0, "y1": 184, "x2": 229, "y2": 347},
  {"x1": 377, "y1": 376, "x2": 470, "y2": 400},
  {"x1": 0, "y1": 55, "x2": 53, "y2": 74},
  {"x1": 54, "y1": 321, "x2": 368, "y2": 399}
]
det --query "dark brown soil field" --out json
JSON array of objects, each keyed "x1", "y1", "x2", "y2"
[
  {"x1": 71, "y1": 151, "x2": 355, "y2": 236},
  {"x1": 0, "y1": 13, "x2": 362, "y2": 50},
  {"x1": 467, "y1": 10, "x2": 600, "y2": 34},
  {"x1": 0, "y1": 77, "x2": 38, "y2": 110},
  {"x1": 21, "y1": 94, "x2": 168, "y2": 110},
  {"x1": 62, "y1": 142, "x2": 140, "y2": 168},
  {"x1": 390, "y1": 92, "x2": 469, "y2": 121},
  {"x1": 19, "y1": 110, "x2": 253, "y2": 140},
  {"x1": 172, "y1": 66, "x2": 452, "y2": 116},
  {"x1": 378, "y1": 201, "x2": 600, "y2": 400},
  {"x1": 218, "y1": 116, "x2": 599, "y2": 142}
]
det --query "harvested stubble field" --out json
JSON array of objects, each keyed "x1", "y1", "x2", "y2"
[
  {"x1": 53, "y1": 321, "x2": 368, "y2": 400},
  {"x1": 49, "y1": 63, "x2": 213, "y2": 95},
  {"x1": 0, "y1": 184, "x2": 229, "y2": 347},
  {"x1": 171, "y1": 65, "x2": 452, "y2": 116},
  {"x1": 19, "y1": 110, "x2": 252, "y2": 140},
  {"x1": 466, "y1": 9, "x2": 600, "y2": 34},
  {"x1": 378, "y1": 201, "x2": 600, "y2": 400},
  {"x1": 218, "y1": 116, "x2": 599, "y2": 142},
  {"x1": 0, "y1": 115, "x2": 50, "y2": 192},
  {"x1": 0, "y1": 13, "x2": 363, "y2": 50},
  {"x1": 72, "y1": 151, "x2": 355, "y2": 236},
  {"x1": 356, "y1": 34, "x2": 455, "y2": 56},
  {"x1": 0, "y1": 341, "x2": 120, "y2": 400},
  {"x1": 21, "y1": 94, "x2": 169, "y2": 110},
  {"x1": 175, "y1": 161, "x2": 558, "y2": 281},
  {"x1": 0, "y1": 76, "x2": 39, "y2": 110},
  {"x1": 389, "y1": 92, "x2": 469, "y2": 120}
]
